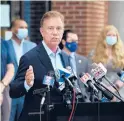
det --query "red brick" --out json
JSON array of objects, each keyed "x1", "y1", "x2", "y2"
[{"x1": 51, "y1": 1, "x2": 108, "y2": 56}]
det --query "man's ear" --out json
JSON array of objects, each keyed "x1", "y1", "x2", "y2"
[
  {"x1": 11, "y1": 27, "x2": 15, "y2": 33},
  {"x1": 62, "y1": 39, "x2": 66, "y2": 46},
  {"x1": 40, "y1": 27, "x2": 43, "y2": 36}
]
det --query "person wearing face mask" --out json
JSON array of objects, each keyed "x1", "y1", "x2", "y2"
[
  {"x1": 7, "y1": 19, "x2": 36, "y2": 121},
  {"x1": 59, "y1": 29, "x2": 90, "y2": 101},
  {"x1": 90, "y1": 25, "x2": 124, "y2": 101}
]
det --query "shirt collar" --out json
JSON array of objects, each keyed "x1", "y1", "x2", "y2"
[
  {"x1": 12, "y1": 39, "x2": 24, "y2": 46},
  {"x1": 62, "y1": 50, "x2": 75, "y2": 58},
  {"x1": 70, "y1": 52, "x2": 75, "y2": 58},
  {"x1": 42, "y1": 40, "x2": 61, "y2": 56}
]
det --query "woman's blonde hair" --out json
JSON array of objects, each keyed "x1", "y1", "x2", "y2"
[{"x1": 92, "y1": 25, "x2": 124, "y2": 69}]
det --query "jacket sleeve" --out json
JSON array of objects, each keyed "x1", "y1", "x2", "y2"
[{"x1": 9, "y1": 55, "x2": 29, "y2": 98}]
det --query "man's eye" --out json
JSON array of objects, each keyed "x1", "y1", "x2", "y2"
[
  {"x1": 48, "y1": 27, "x2": 53, "y2": 30},
  {"x1": 107, "y1": 34, "x2": 116, "y2": 36},
  {"x1": 57, "y1": 27, "x2": 62, "y2": 31}
]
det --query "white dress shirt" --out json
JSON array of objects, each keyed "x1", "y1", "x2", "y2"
[
  {"x1": 42, "y1": 41, "x2": 64, "y2": 70},
  {"x1": 12, "y1": 39, "x2": 24, "y2": 65}
]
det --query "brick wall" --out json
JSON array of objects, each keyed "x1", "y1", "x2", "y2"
[
  {"x1": 30, "y1": 1, "x2": 47, "y2": 44},
  {"x1": 52, "y1": 1, "x2": 108, "y2": 56},
  {"x1": 23, "y1": 1, "x2": 51, "y2": 44}
]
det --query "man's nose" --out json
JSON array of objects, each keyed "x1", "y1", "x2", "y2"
[{"x1": 52, "y1": 28, "x2": 58, "y2": 34}]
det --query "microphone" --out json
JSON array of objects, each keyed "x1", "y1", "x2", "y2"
[
  {"x1": 61, "y1": 73, "x2": 81, "y2": 95},
  {"x1": 55, "y1": 68, "x2": 75, "y2": 91},
  {"x1": 94, "y1": 83, "x2": 114, "y2": 100},
  {"x1": 40, "y1": 71, "x2": 55, "y2": 108},
  {"x1": 55, "y1": 68, "x2": 71, "y2": 81},
  {"x1": 61, "y1": 74, "x2": 74, "y2": 89},
  {"x1": 33, "y1": 71, "x2": 55, "y2": 95},
  {"x1": 91, "y1": 63, "x2": 107, "y2": 81},
  {"x1": 117, "y1": 71, "x2": 124, "y2": 82},
  {"x1": 43, "y1": 75, "x2": 54, "y2": 87},
  {"x1": 55, "y1": 67, "x2": 74, "y2": 109},
  {"x1": 55, "y1": 67, "x2": 82, "y2": 101},
  {"x1": 65, "y1": 67, "x2": 83, "y2": 96},
  {"x1": 91, "y1": 64, "x2": 124, "y2": 102},
  {"x1": 79, "y1": 72, "x2": 115, "y2": 101},
  {"x1": 79, "y1": 72, "x2": 98, "y2": 93},
  {"x1": 91, "y1": 63, "x2": 119, "y2": 91}
]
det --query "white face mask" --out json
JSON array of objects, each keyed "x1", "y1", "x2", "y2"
[{"x1": 16, "y1": 28, "x2": 28, "y2": 40}]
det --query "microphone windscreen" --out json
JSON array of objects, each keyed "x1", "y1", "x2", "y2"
[
  {"x1": 79, "y1": 72, "x2": 84, "y2": 78},
  {"x1": 43, "y1": 75, "x2": 55, "y2": 87}
]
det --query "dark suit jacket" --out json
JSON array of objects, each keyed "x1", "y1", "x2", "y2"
[
  {"x1": 75, "y1": 53, "x2": 89, "y2": 77},
  {"x1": 61, "y1": 51, "x2": 90, "y2": 103},
  {"x1": 74, "y1": 53, "x2": 90, "y2": 102},
  {"x1": 9, "y1": 42, "x2": 70, "y2": 121}
]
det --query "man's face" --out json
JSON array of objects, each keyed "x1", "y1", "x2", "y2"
[
  {"x1": 12, "y1": 20, "x2": 28, "y2": 34},
  {"x1": 40, "y1": 17, "x2": 64, "y2": 49},
  {"x1": 66, "y1": 33, "x2": 78, "y2": 43}
]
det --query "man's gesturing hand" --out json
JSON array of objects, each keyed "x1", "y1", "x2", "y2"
[{"x1": 25, "y1": 65, "x2": 34, "y2": 87}]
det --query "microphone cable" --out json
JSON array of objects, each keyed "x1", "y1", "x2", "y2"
[
  {"x1": 70, "y1": 95, "x2": 79, "y2": 121},
  {"x1": 68, "y1": 88, "x2": 76, "y2": 121}
]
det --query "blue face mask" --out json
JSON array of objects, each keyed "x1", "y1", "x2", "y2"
[
  {"x1": 106, "y1": 36, "x2": 117, "y2": 46},
  {"x1": 65, "y1": 41, "x2": 78, "y2": 52}
]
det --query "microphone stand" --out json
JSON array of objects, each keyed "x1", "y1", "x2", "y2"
[
  {"x1": 40, "y1": 89, "x2": 47, "y2": 109},
  {"x1": 63, "y1": 76, "x2": 73, "y2": 109},
  {"x1": 39, "y1": 86, "x2": 54, "y2": 121},
  {"x1": 46, "y1": 85, "x2": 54, "y2": 121},
  {"x1": 39, "y1": 87, "x2": 47, "y2": 121},
  {"x1": 46, "y1": 86, "x2": 50, "y2": 121},
  {"x1": 96, "y1": 81, "x2": 124, "y2": 102},
  {"x1": 90, "y1": 88, "x2": 96, "y2": 102}
]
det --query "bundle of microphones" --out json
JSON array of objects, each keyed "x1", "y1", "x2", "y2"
[
  {"x1": 80, "y1": 63, "x2": 124, "y2": 102},
  {"x1": 51, "y1": 67, "x2": 81, "y2": 110},
  {"x1": 33, "y1": 63, "x2": 124, "y2": 110}
]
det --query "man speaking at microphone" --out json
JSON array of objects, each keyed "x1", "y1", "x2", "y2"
[{"x1": 9, "y1": 11, "x2": 70, "y2": 121}]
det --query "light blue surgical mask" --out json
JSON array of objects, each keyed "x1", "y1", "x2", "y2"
[
  {"x1": 16, "y1": 28, "x2": 28, "y2": 40},
  {"x1": 106, "y1": 36, "x2": 117, "y2": 46}
]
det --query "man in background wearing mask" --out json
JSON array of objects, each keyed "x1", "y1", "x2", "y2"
[
  {"x1": 59, "y1": 29, "x2": 90, "y2": 101},
  {"x1": 7, "y1": 19, "x2": 36, "y2": 121}
]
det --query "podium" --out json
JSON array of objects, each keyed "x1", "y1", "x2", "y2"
[{"x1": 28, "y1": 102, "x2": 124, "y2": 121}]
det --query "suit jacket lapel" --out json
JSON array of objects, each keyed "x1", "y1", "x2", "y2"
[
  {"x1": 8, "y1": 40, "x2": 18, "y2": 67},
  {"x1": 23, "y1": 42, "x2": 28, "y2": 54},
  {"x1": 75, "y1": 53, "x2": 81, "y2": 77},
  {"x1": 60, "y1": 51, "x2": 70, "y2": 68},
  {"x1": 36, "y1": 42, "x2": 54, "y2": 72},
  {"x1": 59, "y1": 53, "x2": 66, "y2": 68}
]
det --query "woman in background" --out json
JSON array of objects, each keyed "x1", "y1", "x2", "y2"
[{"x1": 91, "y1": 25, "x2": 124, "y2": 101}]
